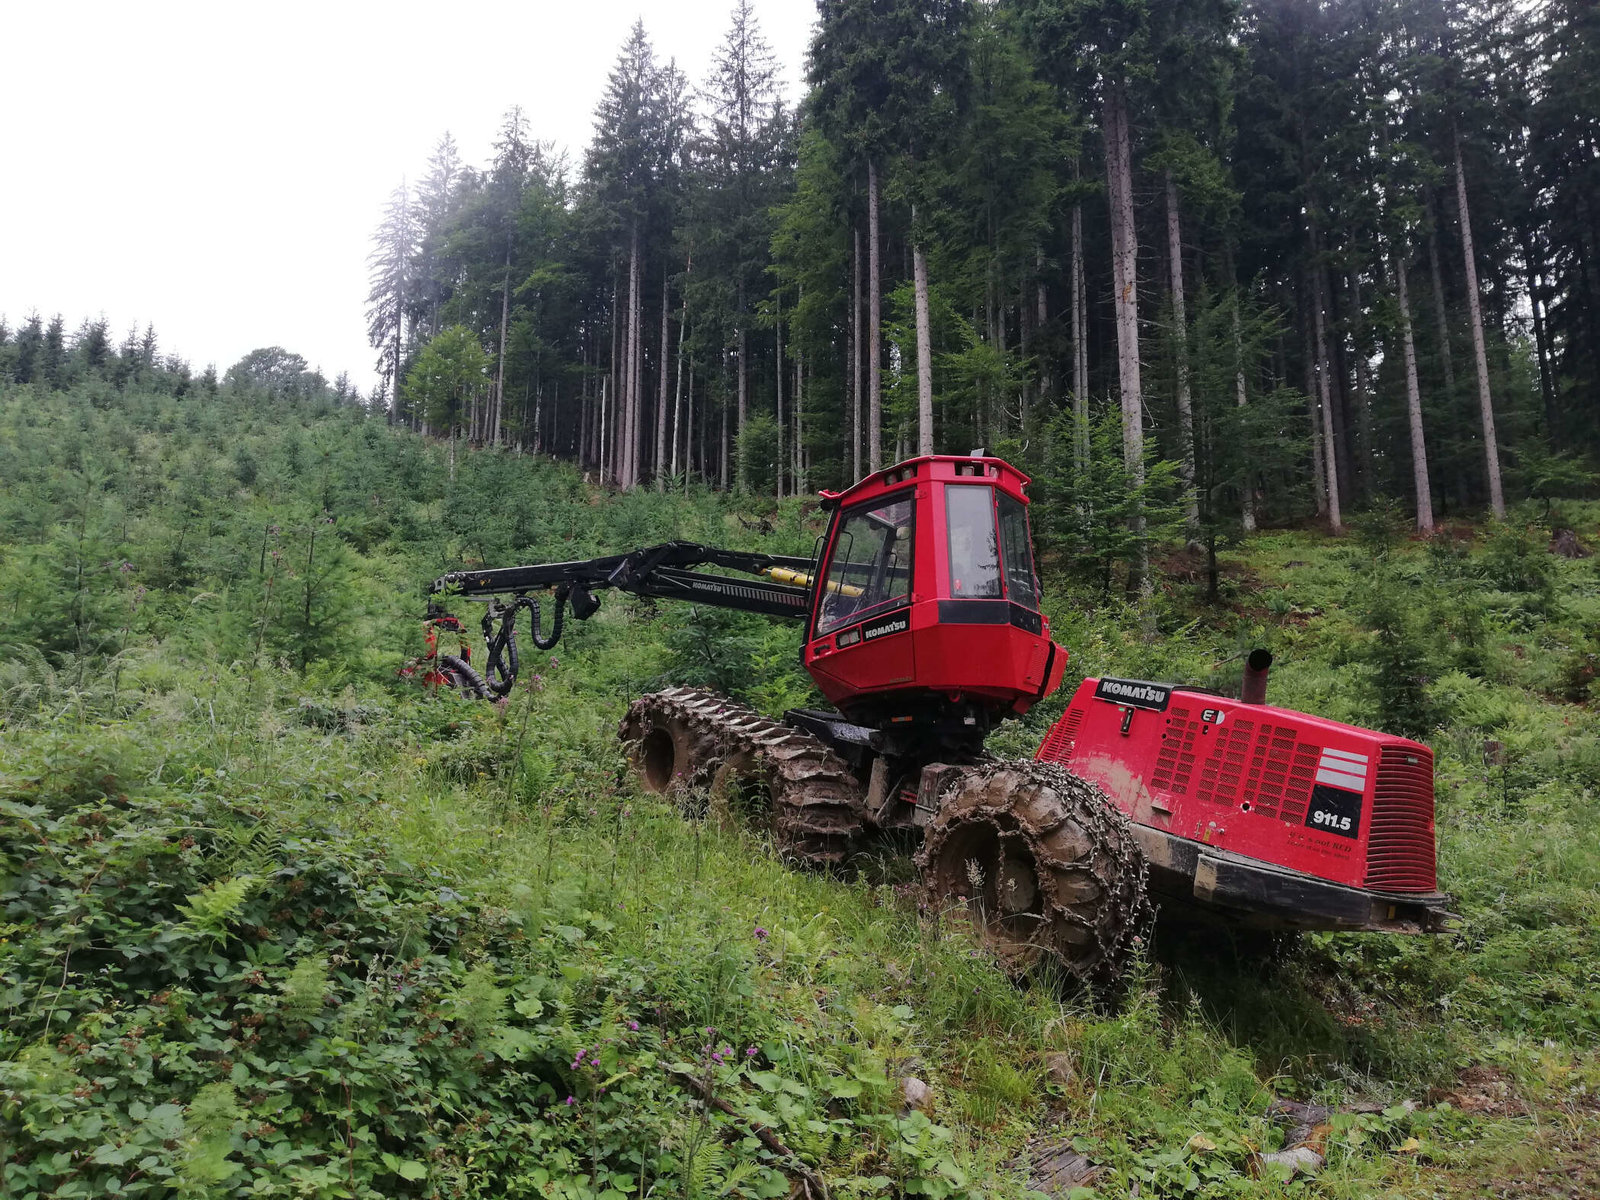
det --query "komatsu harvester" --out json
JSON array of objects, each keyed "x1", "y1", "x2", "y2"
[{"x1": 424, "y1": 455, "x2": 1451, "y2": 982}]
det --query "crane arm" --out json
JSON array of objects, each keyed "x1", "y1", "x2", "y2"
[{"x1": 430, "y1": 541, "x2": 817, "y2": 620}]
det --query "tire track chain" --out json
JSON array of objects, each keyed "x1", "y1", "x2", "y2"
[
  {"x1": 916, "y1": 759, "x2": 1155, "y2": 987},
  {"x1": 619, "y1": 687, "x2": 866, "y2": 867}
]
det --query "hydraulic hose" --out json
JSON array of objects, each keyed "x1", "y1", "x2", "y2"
[{"x1": 479, "y1": 587, "x2": 570, "y2": 696}]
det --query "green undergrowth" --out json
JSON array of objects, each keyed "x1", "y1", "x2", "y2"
[{"x1": 3, "y1": 380, "x2": 1599, "y2": 1197}]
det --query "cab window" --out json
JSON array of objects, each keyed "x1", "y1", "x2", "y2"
[
  {"x1": 814, "y1": 492, "x2": 914, "y2": 635},
  {"x1": 946, "y1": 484, "x2": 1002, "y2": 598},
  {"x1": 998, "y1": 493, "x2": 1039, "y2": 609}
]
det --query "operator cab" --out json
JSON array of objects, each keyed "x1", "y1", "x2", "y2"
[{"x1": 805, "y1": 455, "x2": 1067, "y2": 723}]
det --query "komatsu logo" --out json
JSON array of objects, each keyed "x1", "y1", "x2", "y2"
[
  {"x1": 1093, "y1": 677, "x2": 1172, "y2": 712},
  {"x1": 861, "y1": 613, "x2": 910, "y2": 641}
]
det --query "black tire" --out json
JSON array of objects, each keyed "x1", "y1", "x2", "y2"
[{"x1": 917, "y1": 760, "x2": 1154, "y2": 987}]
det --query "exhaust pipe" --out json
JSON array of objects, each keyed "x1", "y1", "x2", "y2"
[{"x1": 1240, "y1": 648, "x2": 1273, "y2": 705}]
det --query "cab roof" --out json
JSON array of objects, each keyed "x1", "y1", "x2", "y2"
[{"x1": 819, "y1": 454, "x2": 1033, "y2": 510}]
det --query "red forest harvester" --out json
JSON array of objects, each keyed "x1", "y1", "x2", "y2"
[{"x1": 426, "y1": 455, "x2": 1452, "y2": 983}]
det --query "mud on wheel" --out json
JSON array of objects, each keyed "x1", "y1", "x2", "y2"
[
  {"x1": 916, "y1": 760, "x2": 1154, "y2": 987},
  {"x1": 619, "y1": 687, "x2": 865, "y2": 867}
]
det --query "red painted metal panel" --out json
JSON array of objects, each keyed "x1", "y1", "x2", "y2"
[
  {"x1": 1037, "y1": 678, "x2": 1438, "y2": 893},
  {"x1": 804, "y1": 456, "x2": 1063, "y2": 719}
]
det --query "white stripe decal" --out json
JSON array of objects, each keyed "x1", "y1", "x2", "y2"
[
  {"x1": 1316, "y1": 768, "x2": 1367, "y2": 790},
  {"x1": 1322, "y1": 748, "x2": 1370, "y2": 765}
]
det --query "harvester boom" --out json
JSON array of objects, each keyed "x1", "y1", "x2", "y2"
[{"x1": 430, "y1": 541, "x2": 816, "y2": 620}]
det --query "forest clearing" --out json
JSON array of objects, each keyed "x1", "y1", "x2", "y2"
[
  {"x1": 5, "y1": 0, "x2": 1600, "y2": 1196},
  {"x1": 1, "y1": 379, "x2": 1597, "y2": 1198}
]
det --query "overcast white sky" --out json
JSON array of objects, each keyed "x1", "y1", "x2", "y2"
[{"x1": 0, "y1": 1, "x2": 817, "y2": 392}]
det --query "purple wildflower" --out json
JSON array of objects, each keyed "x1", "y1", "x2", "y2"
[
  {"x1": 565, "y1": 1095, "x2": 575, "y2": 1106},
  {"x1": 754, "y1": 926, "x2": 769, "y2": 941},
  {"x1": 746, "y1": 1046, "x2": 758, "y2": 1057}
]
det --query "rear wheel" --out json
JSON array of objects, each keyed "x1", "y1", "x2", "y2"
[{"x1": 917, "y1": 760, "x2": 1154, "y2": 987}]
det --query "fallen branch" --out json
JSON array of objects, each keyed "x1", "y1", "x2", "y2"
[{"x1": 665, "y1": 1065, "x2": 830, "y2": 1200}]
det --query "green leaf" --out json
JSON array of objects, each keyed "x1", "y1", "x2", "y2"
[{"x1": 396, "y1": 1160, "x2": 428, "y2": 1181}]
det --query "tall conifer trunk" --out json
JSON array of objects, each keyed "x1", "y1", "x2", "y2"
[
  {"x1": 795, "y1": 330, "x2": 805, "y2": 489},
  {"x1": 1302, "y1": 309, "x2": 1327, "y2": 515},
  {"x1": 1035, "y1": 248, "x2": 1051, "y2": 409},
  {"x1": 912, "y1": 222, "x2": 934, "y2": 456},
  {"x1": 851, "y1": 227, "x2": 863, "y2": 480},
  {"x1": 720, "y1": 387, "x2": 730, "y2": 490},
  {"x1": 776, "y1": 298, "x2": 785, "y2": 498},
  {"x1": 494, "y1": 246, "x2": 511, "y2": 447},
  {"x1": 1425, "y1": 190, "x2": 1457, "y2": 397},
  {"x1": 1393, "y1": 245, "x2": 1434, "y2": 532},
  {"x1": 1348, "y1": 271, "x2": 1373, "y2": 499},
  {"x1": 671, "y1": 289, "x2": 687, "y2": 480},
  {"x1": 656, "y1": 274, "x2": 669, "y2": 491},
  {"x1": 1453, "y1": 124, "x2": 1505, "y2": 517},
  {"x1": 1165, "y1": 171, "x2": 1199, "y2": 535},
  {"x1": 1103, "y1": 77, "x2": 1147, "y2": 591},
  {"x1": 1226, "y1": 247, "x2": 1255, "y2": 532},
  {"x1": 736, "y1": 283, "x2": 748, "y2": 492},
  {"x1": 607, "y1": 272, "x2": 619, "y2": 482},
  {"x1": 1072, "y1": 203, "x2": 1088, "y2": 473},
  {"x1": 1311, "y1": 264, "x2": 1343, "y2": 532},
  {"x1": 627, "y1": 225, "x2": 643, "y2": 490},
  {"x1": 867, "y1": 158, "x2": 883, "y2": 472},
  {"x1": 1520, "y1": 229, "x2": 1557, "y2": 438}
]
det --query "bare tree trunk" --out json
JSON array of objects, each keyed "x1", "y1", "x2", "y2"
[
  {"x1": 1072, "y1": 204, "x2": 1088, "y2": 472},
  {"x1": 912, "y1": 222, "x2": 934, "y2": 457},
  {"x1": 1303, "y1": 309, "x2": 1327, "y2": 515},
  {"x1": 867, "y1": 158, "x2": 883, "y2": 472},
  {"x1": 851, "y1": 226, "x2": 862, "y2": 481},
  {"x1": 736, "y1": 279, "x2": 748, "y2": 490},
  {"x1": 599, "y1": 376, "x2": 609, "y2": 484},
  {"x1": 1319, "y1": 259, "x2": 1353, "y2": 502},
  {"x1": 1348, "y1": 270, "x2": 1373, "y2": 500},
  {"x1": 795, "y1": 336, "x2": 805, "y2": 490},
  {"x1": 1520, "y1": 228, "x2": 1557, "y2": 439},
  {"x1": 391, "y1": 287, "x2": 403, "y2": 428},
  {"x1": 618, "y1": 237, "x2": 635, "y2": 486},
  {"x1": 776, "y1": 297, "x2": 785, "y2": 499},
  {"x1": 671, "y1": 290, "x2": 687, "y2": 479},
  {"x1": 1394, "y1": 245, "x2": 1435, "y2": 532},
  {"x1": 629, "y1": 231, "x2": 643, "y2": 490},
  {"x1": 607, "y1": 272, "x2": 619, "y2": 481},
  {"x1": 720, "y1": 388, "x2": 729, "y2": 490},
  {"x1": 1425, "y1": 189, "x2": 1456, "y2": 396},
  {"x1": 1227, "y1": 248, "x2": 1255, "y2": 532},
  {"x1": 685, "y1": 358, "x2": 695, "y2": 491},
  {"x1": 1311, "y1": 264, "x2": 1343, "y2": 532},
  {"x1": 1103, "y1": 77, "x2": 1147, "y2": 591},
  {"x1": 1453, "y1": 123, "x2": 1505, "y2": 517},
  {"x1": 493, "y1": 245, "x2": 511, "y2": 447},
  {"x1": 1165, "y1": 171, "x2": 1199, "y2": 535},
  {"x1": 656, "y1": 274, "x2": 669, "y2": 491},
  {"x1": 1036, "y1": 248, "x2": 1051, "y2": 408}
]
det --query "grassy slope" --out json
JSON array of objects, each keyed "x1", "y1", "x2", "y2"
[{"x1": 1, "y1": 381, "x2": 1597, "y2": 1198}]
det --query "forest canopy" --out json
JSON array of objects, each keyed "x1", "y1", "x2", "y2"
[{"x1": 344, "y1": 0, "x2": 1600, "y2": 579}]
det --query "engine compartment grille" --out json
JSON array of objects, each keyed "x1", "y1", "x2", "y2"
[
  {"x1": 1365, "y1": 745, "x2": 1438, "y2": 892},
  {"x1": 1157, "y1": 706, "x2": 1320, "y2": 824},
  {"x1": 1038, "y1": 706, "x2": 1085, "y2": 765}
]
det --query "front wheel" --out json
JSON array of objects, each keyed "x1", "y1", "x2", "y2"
[{"x1": 916, "y1": 760, "x2": 1154, "y2": 987}]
